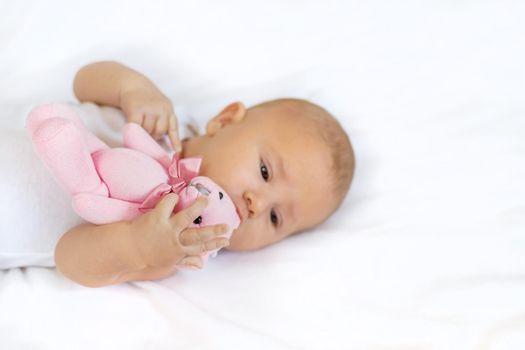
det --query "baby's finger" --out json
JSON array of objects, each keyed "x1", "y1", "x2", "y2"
[
  {"x1": 184, "y1": 237, "x2": 230, "y2": 255},
  {"x1": 153, "y1": 193, "x2": 180, "y2": 219},
  {"x1": 178, "y1": 256, "x2": 203, "y2": 269},
  {"x1": 179, "y1": 224, "x2": 229, "y2": 246},
  {"x1": 153, "y1": 114, "x2": 169, "y2": 140},
  {"x1": 168, "y1": 113, "x2": 181, "y2": 152},
  {"x1": 171, "y1": 196, "x2": 208, "y2": 230},
  {"x1": 143, "y1": 114, "x2": 157, "y2": 134}
]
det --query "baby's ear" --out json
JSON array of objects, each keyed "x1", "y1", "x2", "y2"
[{"x1": 206, "y1": 101, "x2": 246, "y2": 135}]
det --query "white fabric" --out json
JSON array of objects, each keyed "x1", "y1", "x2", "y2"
[
  {"x1": 1, "y1": 1, "x2": 524, "y2": 349},
  {"x1": 0, "y1": 103, "x2": 191, "y2": 268}
]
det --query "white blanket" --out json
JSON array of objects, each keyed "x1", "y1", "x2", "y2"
[{"x1": 1, "y1": 1, "x2": 524, "y2": 349}]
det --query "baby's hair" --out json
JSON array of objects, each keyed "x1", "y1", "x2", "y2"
[{"x1": 250, "y1": 98, "x2": 355, "y2": 214}]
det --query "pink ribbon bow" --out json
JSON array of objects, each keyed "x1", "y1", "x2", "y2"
[{"x1": 139, "y1": 152, "x2": 202, "y2": 212}]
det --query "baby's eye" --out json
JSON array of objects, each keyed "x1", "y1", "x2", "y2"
[
  {"x1": 270, "y1": 209, "x2": 279, "y2": 227},
  {"x1": 260, "y1": 160, "x2": 269, "y2": 181}
]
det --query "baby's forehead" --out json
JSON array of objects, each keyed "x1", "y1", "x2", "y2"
[
  {"x1": 249, "y1": 109, "x2": 328, "y2": 154},
  {"x1": 247, "y1": 101, "x2": 333, "y2": 163}
]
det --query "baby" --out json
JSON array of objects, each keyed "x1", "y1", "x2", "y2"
[{"x1": 51, "y1": 61, "x2": 356, "y2": 287}]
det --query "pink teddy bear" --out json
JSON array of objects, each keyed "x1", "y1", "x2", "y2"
[{"x1": 26, "y1": 103, "x2": 240, "y2": 265}]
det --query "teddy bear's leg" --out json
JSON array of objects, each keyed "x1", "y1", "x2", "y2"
[
  {"x1": 26, "y1": 103, "x2": 109, "y2": 154},
  {"x1": 30, "y1": 117, "x2": 108, "y2": 197}
]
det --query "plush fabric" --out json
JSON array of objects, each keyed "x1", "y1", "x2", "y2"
[{"x1": 26, "y1": 103, "x2": 240, "y2": 262}]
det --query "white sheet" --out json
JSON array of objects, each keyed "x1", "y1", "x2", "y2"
[{"x1": 1, "y1": 1, "x2": 524, "y2": 349}]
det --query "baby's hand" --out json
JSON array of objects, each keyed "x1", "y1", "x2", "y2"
[
  {"x1": 130, "y1": 193, "x2": 230, "y2": 270},
  {"x1": 119, "y1": 83, "x2": 181, "y2": 151}
]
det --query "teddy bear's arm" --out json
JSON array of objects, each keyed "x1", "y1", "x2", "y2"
[
  {"x1": 72, "y1": 193, "x2": 143, "y2": 225},
  {"x1": 123, "y1": 123, "x2": 171, "y2": 168}
]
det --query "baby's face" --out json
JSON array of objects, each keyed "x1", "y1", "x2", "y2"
[{"x1": 182, "y1": 103, "x2": 335, "y2": 250}]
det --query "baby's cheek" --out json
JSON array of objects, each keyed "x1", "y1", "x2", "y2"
[{"x1": 225, "y1": 224, "x2": 244, "y2": 244}]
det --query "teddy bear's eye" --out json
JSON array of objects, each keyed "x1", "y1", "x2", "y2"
[
  {"x1": 193, "y1": 216, "x2": 202, "y2": 224},
  {"x1": 219, "y1": 192, "x2": 223, "y2": 200}
]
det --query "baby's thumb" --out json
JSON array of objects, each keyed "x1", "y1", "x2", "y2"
[{"x1": 156, "y1": 193, "x2": 179, "y2": 218}]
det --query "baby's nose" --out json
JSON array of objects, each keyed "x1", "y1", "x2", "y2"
[{"x1": 243, "y1": 191, "x2": 266, "y2": 218}]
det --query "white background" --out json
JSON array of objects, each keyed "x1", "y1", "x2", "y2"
[{"x1": 1, "y1": 1, "x2": 524, "y2": 349}]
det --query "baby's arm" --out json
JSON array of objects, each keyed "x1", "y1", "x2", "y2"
[
  {"x1": 55, "y1": 194, "x2": 230, "y2": 288},
  {"x1": 74, "y1": 61, "x2": 152, "y2": 108},
  {"x1": 55, "y1": 220, "x2": 177, "y2": 287}
]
